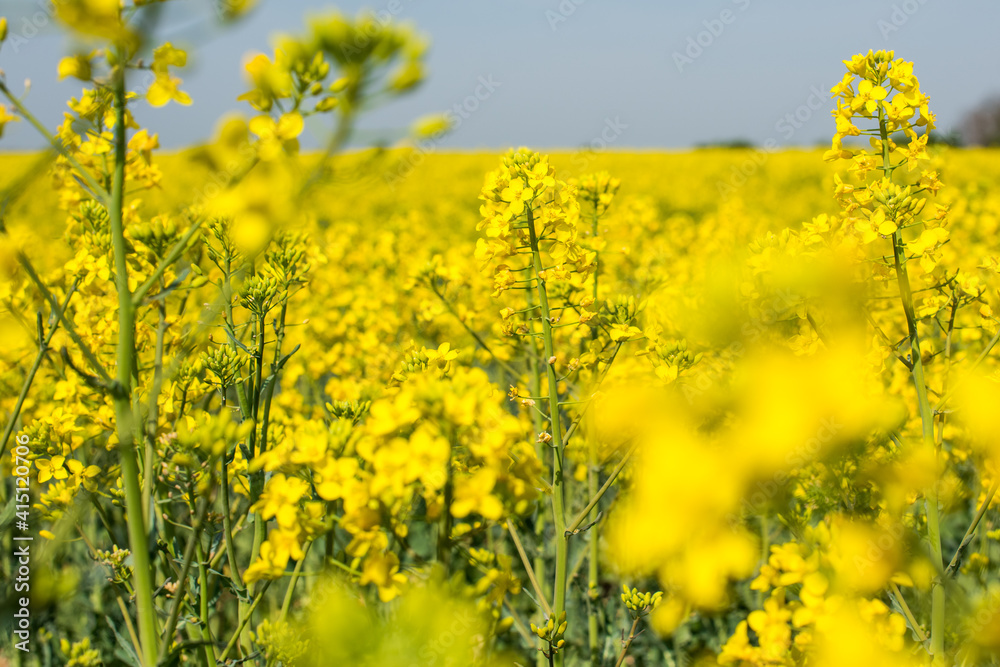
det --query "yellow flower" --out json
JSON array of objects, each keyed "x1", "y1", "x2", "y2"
[
  {"x1": 360, "y1": 551, "x2": 407, "y2": 602},
  {"x1": 147, "y1": 74, "x2": 192, "y2": 107},
  {"x1": 147, "y1": 43, "x2": 192, "y2": 107},
  {"x1": 238, "y1": 53, "x2": 293, "y2": 112},
  {"x1": 253, "y1": 473, "x2": 310, "y2": 529},
  {"x1": 55, "y1": 0, "x2": 134, "y2": 43},
  {"x1": 451, "y1": 468, "x2": 503, "y2": 520},
  {"x1": 366, "y1": 392, "x2": 420, "y2": 436},
  {"x1": 66, "y1": 459, "x2": 101, "y2": 492},
  {"x1": 0, "y1": 105, "x2": 19, "y2": 138},
  {"x1": 37, "y1": 456, "x2": 69, "y2": 483},
  {"x1": 58, "y1": 54, "x2": 93, "y2": 81},
  {"x1": 499, "y1": 178, "x2": 534, "y2": 220},
  {"x1": 412, "y1": 113, "x2": 451, "y2": 139},
  {"x1": 128, "y1": 128, "x2": 159, "y2": 162},
  {"x1": 842, "y1": 52, "x2": 870, "y2": 77},
  {"x1": 245, "y1": 532, "x2": 297, "y2": 584},
  {"x1": 152, "y1": 43, "x2": 187, "y2": 72},
  {"x1": 899, "y1": 133, "x2": 928, "y2": 169},
  {"x1": 314, "y1": 457, "x2": 360, "y2": 501},
  {"x1": 424, "y1": 342, "x2": 458, "y2": 371},
  {"x1": 851, "y1": 80, "x2": 888, "y2": 115},
  {"x1": 248, "y1": 112, "x2": 304, "y2": 160}
]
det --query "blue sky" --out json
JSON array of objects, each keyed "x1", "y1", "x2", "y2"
[{"x1": 1, "y1": 0, "x2": 997, "y2": 150}]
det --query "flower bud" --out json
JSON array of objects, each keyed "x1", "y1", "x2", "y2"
[{"x1": 315, "y1": 97, "x2": 339, "y2": 112}]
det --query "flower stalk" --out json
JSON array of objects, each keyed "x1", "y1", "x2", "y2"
[
  {"x1": 877, "y1": 106, "x2": 945, "y2": 660},
  {"x1": 106, "y1": 59, "x2": 159, "y2": 667},
  {"x1": 525, "y1": 206, "x2": 570, "y2": 630}
]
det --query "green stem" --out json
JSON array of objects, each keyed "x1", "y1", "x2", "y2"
[
  {"x1": 142, "y1": 298, "x2": 166, "y2": 532},
  {"x1": 878, "y1": 106, "x2": 944, "y2": 661},
  {"x1": 944, "y1": 477, "x2": 1000, "y2": 578},
  {"x1": 437, "y1": 440, "x2": 453, "y2": 573},
  {"x1": 0, "y1": 282, "x2": 77, "y2": 458},
  {"x1": 525, "y1": 286, "x2": 550, "y2": 667},
  {"x1": 562, "y1": 342, "x2": 623, "y2": 446},
  {"x1": 279, "y1": 540, "x2": 313, "y2": 622},
  {"x1": 217, "y1": 581, "x2": 272, "y2": 665},
  {"x1": 431, "y1": 282, "x2": 520, "y2": 380},
  {"x1": 889, "y1": 582, "x2": 928, "y2": 644},
  {"x1": 0, "y1": 81, "x2": 110, "y2": 205},
  {"x1": 132, "y1": 219, "x2": 205, "y2": 305},
  {"x1": 614, "y1": 616, "x2": 641, "y2": 667},
  {"x1": 507, "y1": 520, "x2": 553, "y2": 618},
  {"x1": 526, "y1": 206, "x2": 569, "y2": 635},
  {"x1": 77, "y1": 526, "x2": 144, "y2": 659},
  {"x1": 17, "y1": 256, "x2": 112, "y2": 384},
  {"x1": 225, "y1": 255, "x2": 255, "y2": 652},
  {"x1": 195, "y1": 540, "x2": 217, "y2": 665},
  {"x1": 245, "y1": 312, "x2": 268, "y2": 648},
  {"x1": 221, "y1": 431, "x2": 245, "y2": 594},
  {"x1": 934, "y1": 324, "x2": 1000, "y2": 412},
  {"x1": 587, "y1": 443, "x2": 600, "y2": 667},
  {"x1": 565, "y1": 442, "x2": 637, "y2": 536},
  {"x1": 107, "y1": 60, "x2": 158, "y2": 667},
  {"x1": 159, "y1": 499, "x2": 211, "y2": 657},
  {"x1": 587, "y1": 203, "x2": 601, "y2": 667}
]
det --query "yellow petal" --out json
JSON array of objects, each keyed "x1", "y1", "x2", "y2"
[
  {"x1": 277, "y1": 111, "x2": 304, "y2": 139},
  {"x1": 248, "y1": 114, "x2": 276, "y2": 138}
]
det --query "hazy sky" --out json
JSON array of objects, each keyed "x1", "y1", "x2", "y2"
[{"x1": 1, "y1": 0, "x2": 998, "y2": 150}]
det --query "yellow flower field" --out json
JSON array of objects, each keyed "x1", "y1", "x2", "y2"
[{"x1": 4, "y1": 6, "x2": 1000, "y2": 667}]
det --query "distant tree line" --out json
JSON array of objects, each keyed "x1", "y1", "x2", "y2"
[{"x1": 696, "y1": 94, "x2": 1000, "y2": 149}]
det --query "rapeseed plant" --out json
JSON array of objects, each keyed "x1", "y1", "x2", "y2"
[{"x1": 3, "y1": 6, "x2": 1000, "y2": 664}]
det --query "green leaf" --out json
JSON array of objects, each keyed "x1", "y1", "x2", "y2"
[
  {"x1": 0, "y1": 496, "x2": 15, "y2": 531},
  {"x1": 106, "y1": 616, "x2": 142, "y2": 667}
]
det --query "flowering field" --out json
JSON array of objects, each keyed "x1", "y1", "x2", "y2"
[{"x1": 4, "y1": 6, "x2": 1000, "y2": 667}]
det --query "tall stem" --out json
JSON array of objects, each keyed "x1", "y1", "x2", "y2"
[
  {"x1": 878, "y1": 106, "x2": 945, "y2": 661},
  {"x1": 108, "y1": 60, "x2": 158, "y2": 667},
  {"x1": 244, "y1": 312, "x2": 268, "y2": 650},
  {"x1": 525, "y1": 285, "x2": 550, "y2": 667},
  {"x1": 142, "y1": 300, "x2": 166, "y2": 533},
  {"x1": 587, "y1": 206, "x2": 601, "y2": 667},
  {"x1": 220, "y1": 392, "x2": 245, "y2": 595},
  {"x1": 614, "y1": 617, "x2": 641, "y2": 667},
  {"x1": 525, "y1": 206, "x2": 569, "y2": 648},
  {"x1": 437, "y1": 424, "x2": 454, "y2": 573},
  {"x1": 224, "y1": 256, "x2": 252, "y2": 655},
  {"x1": 195, "y1": 540, "x2": 218, "y2": 666}
]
